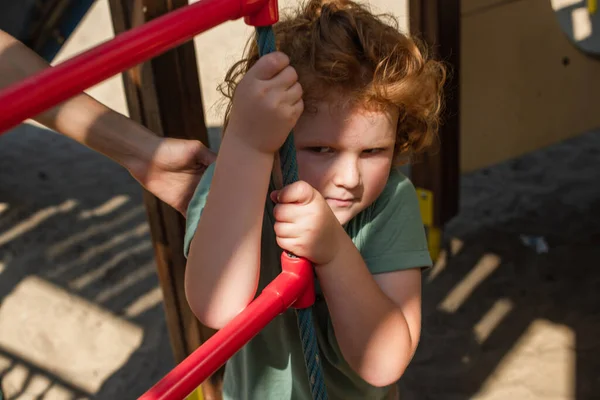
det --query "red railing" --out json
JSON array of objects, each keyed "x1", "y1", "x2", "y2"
[
  {"x1": 140, "y1": 253, "x2": 315, "y2": 400},
  {"x1": 0, "y1": 1, "x2": 315, "y2": 399},
  {"x1": 0, "y1": 0, "x2": 279, "y2": 134}
]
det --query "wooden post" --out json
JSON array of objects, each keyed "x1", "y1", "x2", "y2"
[
  {"x1": 108, "y1": 1, "x2": 223, "y2": 399},
  {"x1": 409, "y1": 0, "x2": 461, "y2": 260}
]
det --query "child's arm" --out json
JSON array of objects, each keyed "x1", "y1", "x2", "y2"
[
  {"x1": 317, "y1": 240, "x2": 421, "y2": 388},
  {"x1": 272, "y1": 181, "x2": 422, "y2": 388},
  {"x1": 185, "y1": 52, "x2": 304, "y2": 329},
  {"x1": 184, "y1": 135, "x2": 274, "y2": 329},
  {"x1": 0, "y1": 29, "x2": 216, "y2": 215}
]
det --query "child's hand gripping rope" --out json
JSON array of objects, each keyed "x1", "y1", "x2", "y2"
[
  {"x1": 228, "y1": 52, "x2": 304, "y2": 155},
  {"x1": 271, "y1": 181, "x2": 343, "y2": 266}
]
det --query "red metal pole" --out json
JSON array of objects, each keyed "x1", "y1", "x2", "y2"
[
  {"x1": 0, "y1": 0, "x2": 271, "y2": 135},
  {"x1": 139, "y1": 253, "x2": 315, "y2": 400},
  {"x1": 0, "y1": 0, "x2": 293, "y2": 397}
]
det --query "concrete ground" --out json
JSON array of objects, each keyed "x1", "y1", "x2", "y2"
[{"x1": 0, "y1": 0, "x2": 599, "y2": 399}]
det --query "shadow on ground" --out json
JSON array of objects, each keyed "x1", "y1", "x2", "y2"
[
  {"x1": 0, "y1": 124, "x2": 173, "y2": 399},
  {"x1": 1, "y1": 123, "x2": 599, "y2": 399},
  {"x1": 401, "y1": 128, "x2": 600, "y2": 399}
]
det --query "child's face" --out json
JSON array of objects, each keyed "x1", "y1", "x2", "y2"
[{"x1": 294, "y1": 101, "x2": 398, "y2": 225}]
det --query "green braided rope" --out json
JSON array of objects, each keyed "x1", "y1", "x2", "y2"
[{"x1": 256, "y1": 26, "x2": 329, "y2": 400}]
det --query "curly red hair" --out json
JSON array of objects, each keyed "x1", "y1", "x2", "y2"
[{"x1": 219, "y1": 0, "x2": 447, "y2": 164}]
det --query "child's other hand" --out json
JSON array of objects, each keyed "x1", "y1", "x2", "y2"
[
  {"x1": 271, "y1": 181, "x2": 343, "y2": 265},
  {"x1": 228, "y1": 52, "x2": 304, "y2": 154}
]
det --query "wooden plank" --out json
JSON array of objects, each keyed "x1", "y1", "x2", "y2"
[
  {"x1": 108, "y1": 1, "x2": 223, "y2": 399},
  {"x1": 408, "y1": 0, "x2": 460, "y2": 228}
]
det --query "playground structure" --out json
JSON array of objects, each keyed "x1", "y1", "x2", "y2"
[
  {"x1": 1, "y1": 2, "x2": 600, "y2": 400},
  {"x1": 0, "y1": 0, "x2": 282, "y2": 133},
  {"x1": 0, "y1": 0, "x2": 460, "y2": 398},
  {"x1": 138, "y1": 253, "x2": 317, "y2": 400},
  {"x1": 0, "y1": 1, "x2": 329, "y2": 399}
]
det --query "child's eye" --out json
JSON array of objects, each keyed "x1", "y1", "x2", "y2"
[
  {"x1": 308, "y1": 147, "x2": 333, "y2": 153},
  {"x1": 363, "y1": 148, "x2": 385, "y2": 154}
]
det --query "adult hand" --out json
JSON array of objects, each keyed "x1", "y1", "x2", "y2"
[{"x1": 127, "y1": 137, "x2": 216, "y2": 217}]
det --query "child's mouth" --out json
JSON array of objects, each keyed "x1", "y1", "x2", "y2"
[{"x1": 326, "y1": 198, "x2": 355, "y2": 208}]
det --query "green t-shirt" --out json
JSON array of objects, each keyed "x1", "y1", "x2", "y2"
[{"x1": 184, "y1": 163, "x2": 432, "y2": 400}]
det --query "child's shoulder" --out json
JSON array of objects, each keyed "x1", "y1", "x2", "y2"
[
  {"x1": 374, "y1": 167, "x2": 420, "y2": 210},
  {"x1": 347, "y1": 167, "x2": 421, "y2": 236},
  {"x1": 349, "y1": 167, "x2": 432, "y2": 272}
]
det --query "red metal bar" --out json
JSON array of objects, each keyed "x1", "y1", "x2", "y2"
[
  {"x1": 138, "y1": 253, "x2": 315, "y2": 400},
  {"x1": 1, "y1": 0, "x2": 293, "y2": 397},
  {"x1": 0, "y1": 0, "x2": 275, "y2": 135}
]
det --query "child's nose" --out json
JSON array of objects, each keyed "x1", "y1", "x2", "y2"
[{"x1": 332, "y1": 156, "x2": 360, "y2": 189}]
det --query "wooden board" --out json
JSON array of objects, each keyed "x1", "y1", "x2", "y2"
[
  {"x1": 409, "y1": 0, "x2": 460, "y2": 229},
  {"x1": 108, "y1": 1, "x2": 223, "y2": 399},
  {"x1": 460, "y1": 0, "x2": 600, "y2": 172}
]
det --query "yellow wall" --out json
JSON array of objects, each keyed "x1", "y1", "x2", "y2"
[{"x1": 461, "y1": 0, "x2": 600, "y2": 172}]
